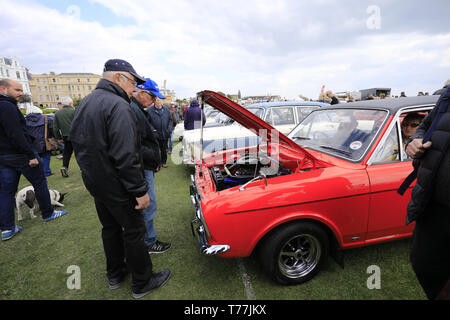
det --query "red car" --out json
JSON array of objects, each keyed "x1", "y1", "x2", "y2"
[{"x1": 190, "y1": 90, "x2": 439, "y2": 285}]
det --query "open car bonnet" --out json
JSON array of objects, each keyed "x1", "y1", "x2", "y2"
[{"x1": 197, "y1": 90, "x2": 319, "y2": 165}]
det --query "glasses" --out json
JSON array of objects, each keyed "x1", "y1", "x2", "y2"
[
  {"x1": 402, "y1": 122, "x2": 420, "y2": 128},
  {"x1": 143, "y1": 91, "x2": 155, "y2": 99},
  {"x1": 119, "y1": 73, "x2": 137, "y2": 86}
]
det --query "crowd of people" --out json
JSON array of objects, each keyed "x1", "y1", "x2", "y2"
[
  {"x1": 0, "y1": 59, "x2": 199, "y2": 299},
  {"x1": 316, "y1": 79, "x2": 450, "y2": 103},
  {"x1": 0, "y1": 61, "x2": 449, "y2": 300}
]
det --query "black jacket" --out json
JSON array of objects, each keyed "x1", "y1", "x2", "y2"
[
  {"x1": 69, "y1": 79, "x2": 148, "y2": 205},
  {"x1": 0, "y1": 94, "x2": 35, "y2": 168},
  {"x1": 330, "y1": 96, "x2": 339, "y2": 105},
  {"x1": 406, "y1": 87, "x2": 450, "y2": 223},
  {"x1": 433, "y1": 85, "x2": 448, "y2": 96},
  {"x1": 146, "y1": 105, "x2": 173, "y2": 140},
  {"x1": 130, "y1": 97, "x2": 161, "y2": 171}
]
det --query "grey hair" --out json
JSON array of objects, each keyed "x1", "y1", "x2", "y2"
[
  {"x1": 102, "y1": 71, "x2": 116, "y2": 80},
  {"x1": 61, "y1": 96, "x2": 73, "y2": 105},
  {"x1": 103, "y1": 71, "x2": 131, "y2": 80}
]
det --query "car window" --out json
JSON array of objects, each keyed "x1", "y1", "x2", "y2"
[
  {"x1": 289, "y1": 108, "x2": 388, "y2": 162},
  {"x1": 214, "y1": 112, "x2": 231, "y2": 124},
  {"x1": 371, "y1": 124, "x2": 401, "y2": 164},
  {"x1": 370, "y1": 110, "x2": 430, "y2": 164},
  {"x1": 296, "y1": 106, "x2": 319, "y2": 123},
  {"x1": 207, "y1": 110, "x2": 219, "y2": 118},
  {"x1": 247, "y1": 107, "x2": 265, "y2": 119},
  {"x1": 266, "y1": 107, "x2": 295, "y2": 126}
]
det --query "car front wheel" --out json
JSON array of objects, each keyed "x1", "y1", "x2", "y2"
[{"x1": 259, "y1": 222, "x2": 329, "y2": 285}]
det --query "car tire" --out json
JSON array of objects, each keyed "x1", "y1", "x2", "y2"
[{"x1": 258, "y1": 221, "x2": 329, "y2": 285}]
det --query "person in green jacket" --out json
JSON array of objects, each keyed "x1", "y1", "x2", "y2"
[{"x1": 53, "y1": 96, "x2": 75, "y2": 177}]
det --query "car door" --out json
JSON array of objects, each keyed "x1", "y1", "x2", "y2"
[{"x1": 365, "y1": 108, "x2": 432, "y2": 241}]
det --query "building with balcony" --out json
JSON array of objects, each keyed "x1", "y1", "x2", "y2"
[
  {"x1": 0, "y1": 56, "x2": 33, "y2": 109},
  {"x1": 29, "y1": 72, "x2": 101, "y2": 107}
]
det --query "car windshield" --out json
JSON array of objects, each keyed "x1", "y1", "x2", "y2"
[
  {"x1": 214, "y1": 107, "x2": 265, "y2": 125},
  {"x1": 288, "y1": 108, "x2": 388, "y2": 161},
  {"x1": 247, "y1": 107, "x2": 265, "y2": 119}
]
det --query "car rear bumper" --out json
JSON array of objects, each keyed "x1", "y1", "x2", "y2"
[{"x1": 190, "y1": 175, "x2": 230, "y2": 255}]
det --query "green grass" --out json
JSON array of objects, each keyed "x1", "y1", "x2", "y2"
[{"x1": 0, "y1": 144, "x2": 426, "y2": 300}]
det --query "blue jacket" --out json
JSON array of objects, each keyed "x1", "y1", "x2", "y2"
[
  {"x1": 146, "y1": 105, "x2": 173, "y2": 140},
  {"x1": 0, "y1": 94, "x2": 36, "y2": 168},
  {"x1": 184, "y1": 105, "x2": 206, "y2": 130},
  {"x1": 25, "y1": 113, "x2": 54, "y2": 154}
]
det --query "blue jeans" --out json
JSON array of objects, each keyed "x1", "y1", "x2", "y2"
[
  {"x1": 39, "y1": 152, "x2": 53, "y2": 176},
  {"x1": 0, "y1": 160, "x2": 53, "y2": 231},
  {"x1": 142, "y1": 170, "x2": 157, "y2": 246}
]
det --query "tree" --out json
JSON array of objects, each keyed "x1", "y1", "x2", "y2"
[{"x1": 73, "y1": 97, "x2": 82, "y2": 107}]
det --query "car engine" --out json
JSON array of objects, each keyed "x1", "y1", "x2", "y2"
[{"x1": 209, "y1": 153, "x2": 291, "y2": 191}]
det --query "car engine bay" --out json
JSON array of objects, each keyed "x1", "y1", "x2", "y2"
[{"x1": 209, "y1": 153, "x2": 292, "y2": 191}]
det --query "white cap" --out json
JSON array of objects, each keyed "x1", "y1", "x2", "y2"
[{"x1": 26, "y1": 105, "x2": 43, "y2": 115}]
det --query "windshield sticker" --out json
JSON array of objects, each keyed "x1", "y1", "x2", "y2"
[{"x1": 350, "y1": 141, "x2": 362, "y2": 150}]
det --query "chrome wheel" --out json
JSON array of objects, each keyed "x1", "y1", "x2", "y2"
[{"x1": 278, "y1": 234, "x2": 322, "y2": 279}]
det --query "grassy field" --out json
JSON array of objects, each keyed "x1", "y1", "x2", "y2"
[{"x1": 0, "y1": 143, "x2": 427, "y2": 301}]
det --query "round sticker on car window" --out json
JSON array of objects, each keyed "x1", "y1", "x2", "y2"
[{"x1": 350, "y1": 141, "x2": 362, "y2": 150}]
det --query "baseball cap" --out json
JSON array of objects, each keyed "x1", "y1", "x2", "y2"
[
  {"x1": 136, "y1": 78, "x2": 166, "y2": 99},
  {"x1": 103, "y1": 59, "x2": 146, "y2": 85}
]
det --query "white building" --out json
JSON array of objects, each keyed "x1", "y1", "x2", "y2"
[{"x1": 0, "y1": 56, "x2": 33, "y2": 109}]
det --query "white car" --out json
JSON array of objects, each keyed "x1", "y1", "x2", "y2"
[
  {"x1": 173, "y1": 107, "x2": 222, "y2": 141},
  {"x1": 182, "y1": 100, "x2": 329, "y2": 165}
]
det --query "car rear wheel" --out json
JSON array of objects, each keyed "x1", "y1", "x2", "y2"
[{"x1": 259, "y1": 222, "x2": 329, "y2": 285}]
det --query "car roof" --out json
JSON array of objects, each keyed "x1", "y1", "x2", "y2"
[
  {"x1": 246, "y1": 101, "x2": 330, "y2": 109},
  {"x1": 319, "y1": 95, "x2": 439, "y2": 114}
]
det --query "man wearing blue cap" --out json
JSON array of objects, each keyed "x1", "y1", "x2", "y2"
[
  {"x1": 141, "y1": 80, "x2": 172, "y2": 169},
  {"x1": 131, "y1": 78, "x2": 171, "y2": 254},
  {"x1": 69, "y1": 59, "x2": 170, "y2": 299}
]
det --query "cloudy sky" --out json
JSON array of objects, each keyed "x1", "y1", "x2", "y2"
[{"x1": 1, "y1": 0, "x2": 449, "y2": 99}]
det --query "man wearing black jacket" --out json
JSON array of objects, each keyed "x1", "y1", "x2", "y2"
[
  {"x1": 0, "y1": 79, "x2": 68, "y2": 241},
  {"x1": 130, "y1": 80, "x2": 171, "y2": 254},
  {"x1": 405, "y1": 86, "x2": 450, "y2": 300},
  {"x1": 144, "y1": 80, "x2": 171, "y2": 169},
  {"x1": 69, "y1": 59, "x2": 170, "y2": 299}
]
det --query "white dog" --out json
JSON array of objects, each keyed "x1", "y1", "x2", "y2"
[{"x1": 15, "y1": 186, "x2": 67, "y2": 221}]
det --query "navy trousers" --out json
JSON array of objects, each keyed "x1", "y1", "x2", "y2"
[
  {"x1": 94, "y1": 198, "x2": 153, "y2": 291},
  {"x1": 0, "y1": 159, "x2": 53, "y2": 231}
]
